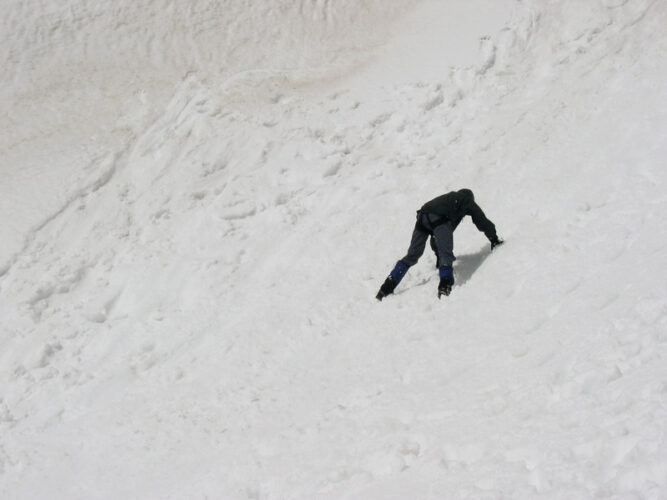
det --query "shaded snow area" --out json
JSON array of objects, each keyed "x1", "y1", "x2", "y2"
[{"x1": 1, "y1": 0, "x2": 666, "y2": 498}]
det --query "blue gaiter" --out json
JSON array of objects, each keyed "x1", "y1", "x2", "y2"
[
  {"x1": 439, "y1": 266, "x2": 454, "y2": 285},
  {"x1": 390, "y1": 260, "x2": 409, "y2": 285}
]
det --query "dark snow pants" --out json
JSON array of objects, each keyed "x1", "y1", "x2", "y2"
[{"x1": 401, "y1": 211, "x2": 455, "y2": 268}]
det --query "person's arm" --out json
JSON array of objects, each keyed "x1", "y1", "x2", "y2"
[{"x1": 467, "y1": 201, "x2": 497, "y2": 241}]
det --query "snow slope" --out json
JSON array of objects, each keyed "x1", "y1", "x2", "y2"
[
  {"x1": 1, "y1": 0, "x2": 666, "y2": 498},
  {"x1": 1, "y1": 0, "x2": 413, "y2": 266}
]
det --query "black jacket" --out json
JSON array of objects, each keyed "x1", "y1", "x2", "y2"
[{"x1": 420, "y1": 189, "x2": 497, "y2": 240}]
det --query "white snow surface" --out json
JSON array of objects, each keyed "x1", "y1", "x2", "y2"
[{"x1": 1, "y1": 0, "x2": 666, "y2": 498}]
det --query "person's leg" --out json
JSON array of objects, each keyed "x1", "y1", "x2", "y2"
[
  {"x1": 401, "y1": 213, "x2": 431, "y2": 267},
  {"x1": 430, "y1": 236, "x2": 439, "y2": 267},
  {"x1": 377, "y1": 214, "x2": 430, "y2": 300},
  {"x1": 432, "y1": 222, "x2": 455, "y2": 297},
  {"x1": 432, "y1": 222, "x2": 455, "y2": 268}
]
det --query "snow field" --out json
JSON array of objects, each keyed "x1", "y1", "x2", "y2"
[{"x1": 1, "y1": 0, "x2": 667, "y2": 498}]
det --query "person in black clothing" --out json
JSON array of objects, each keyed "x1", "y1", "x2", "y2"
[{"x1": 376, "y1": 189, "x2": 503, "y2": 300}]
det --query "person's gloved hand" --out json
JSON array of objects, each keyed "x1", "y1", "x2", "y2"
[{"x1": 490, "y1": 236, "x2": 504, "y2": 250}]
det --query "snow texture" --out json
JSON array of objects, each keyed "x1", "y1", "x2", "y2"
[{"x1": 1, "y1": 0, "x2": 666, "y2": 498}]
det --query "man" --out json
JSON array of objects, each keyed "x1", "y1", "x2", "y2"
[{"x1": 376, "y1": 189, "x2": 503, "y2": 300}]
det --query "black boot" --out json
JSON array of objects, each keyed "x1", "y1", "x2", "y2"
[
  {"x1": 438, "y1": 266, "x2": 454, "y2": 299},
  {"x1": 438, "y1": 279, "x2": 452, "y2": 298},
  {"x1": 376, "y1": 261, "x2": 409, "y2": 301},
  {"x1": 376, "y1": 277, "x2": 397, "y2": 301}
]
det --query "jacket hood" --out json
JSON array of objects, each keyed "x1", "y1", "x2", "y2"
[{"x1": 457, "y1": 188, "x2": 474, "y2": 204}]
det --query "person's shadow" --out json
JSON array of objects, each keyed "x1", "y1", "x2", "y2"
[
  {"x1": 454, "y1": 246, "x2": 492, "y2": 286},
  {"x1": 398, "y1": 245, "x2": 492, "y2": 295}
]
